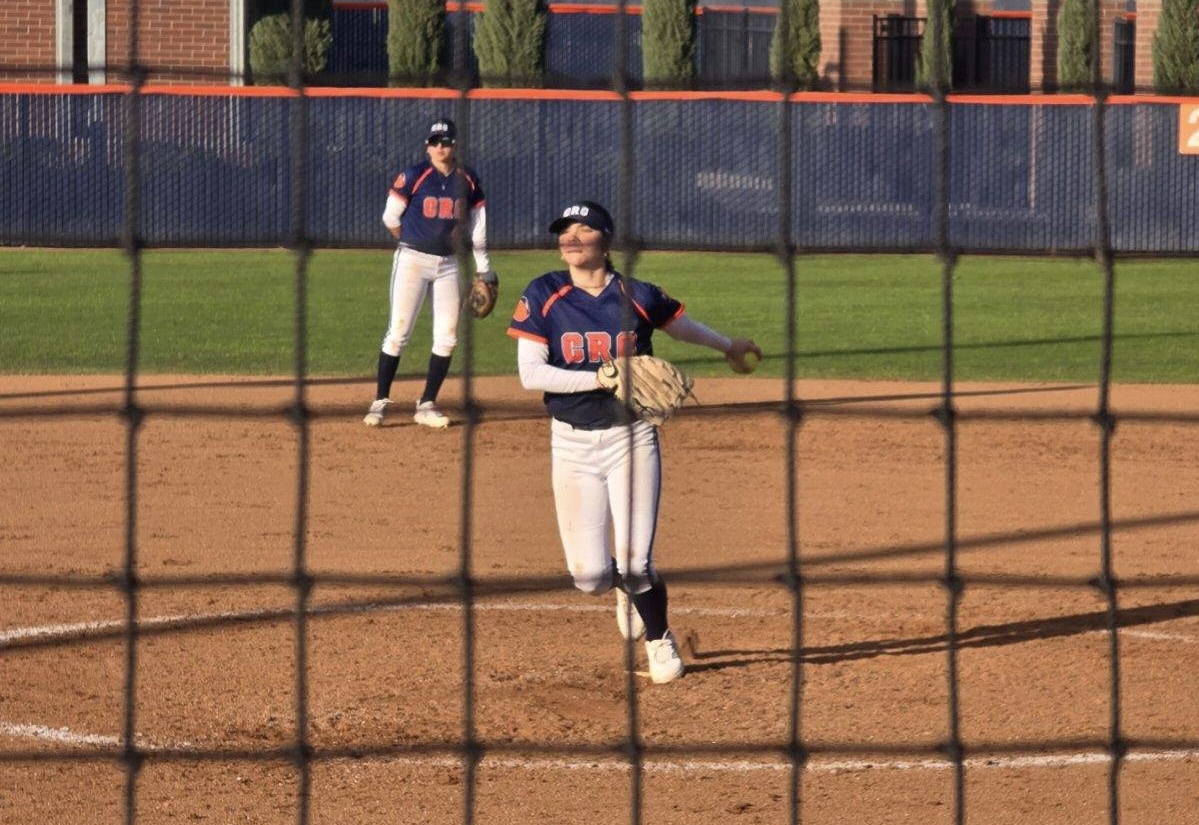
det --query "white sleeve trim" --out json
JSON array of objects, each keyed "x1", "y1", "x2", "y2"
[
  {"x1": 662, "y1": 313, "x2": 732, "y2": 353},
  {"x1": 518, "y1": 337, "x2": 601, "y2": 394},
  {"x1": 382, "y1": 192, "x2": 406, "y2": 229},
  {"x1": 470, "y1": 204, "x2": 491, "y2": 272}
]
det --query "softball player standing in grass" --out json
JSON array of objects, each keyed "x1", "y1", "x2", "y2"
[
  {"x1": 364, "y1": 117, "x2": 493, "y2": 428},
  {"x1": 507, "y1": 200, "x2": 762, "y2": 683}
]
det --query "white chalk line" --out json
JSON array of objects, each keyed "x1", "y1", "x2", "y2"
[
  {"x1": 0, "y1": 601, "x2": 804, "y2": 646},
  {"x1": 342, "y1": 749, "x2": 1199, "y2": 774},
  {"x1": 4, "y1": 607, "x2": 1194, "y2": 773},
  {"x1": 1118, "y1": 629, "x2": 1199, "y2": 644},
  {"x1": 5, "y1": 603, "x2": 1195, "y2": 648},
  {"x1": 2, "y1": 721, "x2": 1195, "y2": 775},
  {"x1": 0, "y1": 722, "x2": 187, "y2": 750}
]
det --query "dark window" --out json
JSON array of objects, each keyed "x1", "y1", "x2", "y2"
[
  {"x1": 697, "y1": 10, "x2": 774, "y2": 88},
  {"x1": 873, "y1": 15, "x2": 923, "y2": 91},
  {"x1": 874, "y1": 14, "x2": 1030, "y2": 93},
  {"x1": 1113, "y1": 18, "x2": 1136, "y2": 93},
  {"x1": 954, "y1": 15, "x2": 1030, "y2": 93},
  {"x1": 72, "y1": 0, "x2": 89, "y2": 84}
]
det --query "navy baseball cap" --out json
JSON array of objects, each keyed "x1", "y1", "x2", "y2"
[
  {"x1": 548, "y1": 201, "x2": 614, "y2": 235},
  {"x1": 427, "y1": 117, "x2": 456, "y2": 143}
]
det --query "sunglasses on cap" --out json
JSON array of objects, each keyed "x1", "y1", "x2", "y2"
[{"x1": 427, "y1": 137, "x2": 455, "y2": 147}]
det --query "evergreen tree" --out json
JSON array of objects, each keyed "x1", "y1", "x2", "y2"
[
  {"x1": 916, "y1": 0, "x2": 953, "y2": 92},
  {"x1": 769, "y1": 0, "x2": 821, "y2": 89},
  {"x1": 388, "y1": 0, "x2": 445, "y2": 86},
  {"x1": 248, "y1": 13, "x2": 332, "y2": 83},
  {"x1": 1057, "y1": 0, "x2": 1097, "y2": 91},
  {"x1": 642, "y1": 0, "x2": 697, "y2": 88},
  {"x1": 474, "y1": 0, "x2": 547, "y2": 87},
  {"x1": 1154, "y1": 0, "x2": 1199, "y2": 92}
]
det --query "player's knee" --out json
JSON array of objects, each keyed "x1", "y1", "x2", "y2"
[
  {"x1": 621, "y1": 562, "x2": 656, "y2": 595},
  {"x1": 381, "y1": 333, "x2": 407, "y2": 356},
  {"x1": 570, "y1": 565, "x2": 612, "y2": 596}
]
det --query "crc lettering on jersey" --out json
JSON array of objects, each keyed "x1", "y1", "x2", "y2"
[
  {"x1": 560, "y1": 331, "x2": 637, "y2": 364},
  {"x1": 422, "y1": 196, "x2": 462, "y2": 219}
]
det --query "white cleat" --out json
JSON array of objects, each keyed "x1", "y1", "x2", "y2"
[
  {"x1": 615, "y1": 588, "x2": 645, "y2": 641},
  {"x1": 363, "y1": 398, "x2": 391, "y2": 427},
  {"x1": 645, "y1": 630, "x2": 685, "y2": 684},
  {"x1": 413, "y1": 400, "x2": 450, "y2": 429}
]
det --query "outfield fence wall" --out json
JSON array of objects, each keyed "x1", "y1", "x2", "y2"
[{"x1": 2, "y1": 87, "x2": 1197, "y2": 253}]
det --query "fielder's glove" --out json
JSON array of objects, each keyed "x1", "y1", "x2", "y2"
[
  {"x1": 468, "y1": 270, "x2": 499, "y2": 319},
  {"x1": 597, "y1": 355, "x2": 695, "y2": 427}
]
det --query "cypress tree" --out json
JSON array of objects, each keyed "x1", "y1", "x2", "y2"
[
  {"x1": 642, "y1": 0, "x2": 697, "y2": 88},
  {"x1": 474, "y1": 0, "x2": 547, "y2": 87},
  {"x1": 248, "y1": 13, "x2": 332, "y2": 83},
  {"x1": 1154, "y1": 0, "x2": 1199, "y2": 92},
  {"x1": 916, "y1": 0, "x2": 954, "y2": 92},
  {"x1": 1057, "y1": 0, "x2": 1097, "y2": 91},
  {"x1": 388, "y1": 0, "x2": 445, "y2": 86},
  {"x1": 769, "y1": 0, "x2": 822, "y2": 89}
]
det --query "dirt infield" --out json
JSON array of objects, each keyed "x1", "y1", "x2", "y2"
[{"x1": 2, "y1": 374, "x2": 1198, "y2": 825}]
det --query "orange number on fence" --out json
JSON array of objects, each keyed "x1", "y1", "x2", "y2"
[{"x1": 1179, "y1": 104, "x2": 1199, "y2": 155}]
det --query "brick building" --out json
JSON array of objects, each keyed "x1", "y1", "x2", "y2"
[
  {"x1": 0, "y1": 0, "x2": 1167, "y2": 91},
  {"x1": 2, "y1": 0, "x2": 243, "y2": 85}
]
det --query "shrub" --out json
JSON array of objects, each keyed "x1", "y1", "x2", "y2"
[
  {"x1": 916, "y1": 0, "x2": 953, "y2": 92},
  {"x1": 1057, "y1": 0, "x2": 1097, "y2": 91},
  {"x1": 769, "y1": 0, "x2": 821, "y2": 89},
  {"x1": 643, "y1": 0, "x2": 697, "y2": 88},
  {"x1": 474, "y1": 0, "x2": 547, "y2": 87},
  {"x1": 1154, "y1": 0, "x2": 1199, "y2": 92},
  {"x1": 248, "y1": 13, "x2": 332, "y2": 83},
  {"x1": 388, "y1": 0, "x2": 445, "y2": 86}
]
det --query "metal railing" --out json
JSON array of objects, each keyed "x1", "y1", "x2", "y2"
[{"x1": 874, "y1": 14, "x2": 1031, "y2": 93}]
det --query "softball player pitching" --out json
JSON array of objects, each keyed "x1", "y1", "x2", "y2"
[
  {"x1": 507, "y1": 201, "x2": 762, "y2": 683},
  {"x1": 364, "y1": 117, "x2": 493, "y2": 428}
]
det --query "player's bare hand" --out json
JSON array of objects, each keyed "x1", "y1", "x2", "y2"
[{"x1": 725, "y1": 339, "x2": 763, "y2": 374}]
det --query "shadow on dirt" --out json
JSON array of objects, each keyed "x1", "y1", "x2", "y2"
[{"x1": 682, "y1": 597, "x2": 1199, "y2": 673}]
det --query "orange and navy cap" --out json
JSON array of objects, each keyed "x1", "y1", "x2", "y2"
[{"x1": 548, "y1": 201, "x2": 614, "y2": 236}]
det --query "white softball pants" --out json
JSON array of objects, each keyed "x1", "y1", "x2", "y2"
[
  {"x1": 380, "y1": 246, "x2": 460, "y2": 358},
  {"x1": 550, "y1": 418, "x2": 661, "y2": 596}
]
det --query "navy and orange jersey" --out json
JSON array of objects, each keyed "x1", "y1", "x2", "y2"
[
  {"x1": 507, "y1": 270, "x2": 685, "y2": 429},
  {"x1": 389, "y1": 161, "x2": 486, "y2": 256}
]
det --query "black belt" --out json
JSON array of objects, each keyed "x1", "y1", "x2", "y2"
[
  {"x1": 554, "y1": 410, "x2": 632, "y2": 431},
  {"x1": 555, "y1": 418, "x2": 610, "y2": 432},
  {"x1": 401, "y1": 241, "x2": 453, "y2": 257}
]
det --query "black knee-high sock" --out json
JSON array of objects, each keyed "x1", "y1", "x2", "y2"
[
  {"x1": 631, "y1": 580, "x2": 669, "y2": 641},
  {"x1": 420, "y1": 353, "x2": 452, "y2": 404},
  {"x1": 375, "y1": 352, "x2": 400, "y2": 400}
]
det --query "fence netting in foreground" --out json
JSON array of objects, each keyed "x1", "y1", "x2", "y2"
[{"x1": 2, "y1": 4, "x2": 1199, "y2": 825}]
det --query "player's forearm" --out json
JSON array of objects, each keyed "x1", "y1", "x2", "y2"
[
  {"x1": 517, "y1": 338, "x2": 600, "y2": 393},
  {"x1": 382, "y1": 193, "x2": 406, "y2": 233},
  {"x1": 470, "y1": 205, "x2": 491, "y2": 272},
  {"x1": 662, "y1": 314, "x2": 732, "y2": 353}
]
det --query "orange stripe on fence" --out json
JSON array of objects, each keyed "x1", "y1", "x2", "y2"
[
  {"x1": 634, "y1": 90, "x2": 783, "y2": 102},
  {"x1": 697, "y1": 4, "x2": 778, "y2": 13},
  {"x1": 791, "y1": 91, "x2": 927, "y2": 103},
  {"x1": 0, "y1": 84, "x2": 1191, "y2": 107},
  {"x1": 333, "y1": 1, "x2": 781, "y2": 14}
]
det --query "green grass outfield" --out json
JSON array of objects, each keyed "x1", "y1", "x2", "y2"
[{"x1": 2, "y1": 248, "x2": 1196, "y2": 383}]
